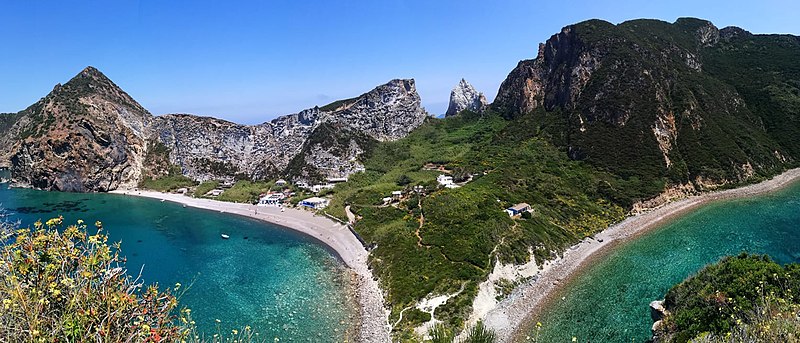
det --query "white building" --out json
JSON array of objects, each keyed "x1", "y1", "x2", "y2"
[
  {"x1": 437, "y1": 174, "x2": 460, "y2": 189},
  {"x1": 275, "y1": 179, "x2": 287, "y2": 187},
  {"x1": 258, "y1": 193, "x2": 285, "y2": 207},
  {"x1": 300, "y1": 197, "x2": 329, "y2": 209}
]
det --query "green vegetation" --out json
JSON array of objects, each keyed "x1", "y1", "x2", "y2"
[
  {"x1": 326, "y1": 110, "x2": 626, "y2": 337},
  {"x1": 216, "y1": 180, "x2": 274, "y2": 203},
  {"x1": 656, "y1": 254, "x2": 800, "y2": 342},
  {"x1": 319, "y1": 97, "x2": 357, "y2": 112},
  {"x1": 139, "y1": 165, "x2": 196, "y2": 192},
  {"x1": 0, "y1": 217, "x2": 262, "y2": 342},
  {"x1": 429, "y1": 322, "x2": 496, "y2": 343},
  {"x1": 194, "y1": 180, "x2": 220, "y2": 197}
]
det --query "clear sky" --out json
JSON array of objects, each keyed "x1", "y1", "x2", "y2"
[{"x1": 1, "y1": 0, "x2": 798, "y2": 124}]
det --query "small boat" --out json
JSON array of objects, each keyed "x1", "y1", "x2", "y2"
[
  {"x1": 221, "y1": 234, "x2": 230, "y2": 239},
  {"x1": 160, "y1": 199, "x2": 166, "y2": 202}
]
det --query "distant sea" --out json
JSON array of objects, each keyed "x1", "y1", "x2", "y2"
[
  {"x1": 0, "y1": 185, "x2": 355, "y2": 341},
  {"x1": 530, "y1": 181, "x2": 800, "y2": 342}
]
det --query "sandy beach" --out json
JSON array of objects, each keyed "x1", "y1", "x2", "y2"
[
  {"x1": 108, "y1": 190, "x2": 391, "y2": 343},
  {"x1": 480, "y1": 168, "x2": 800, "y2": 342}
]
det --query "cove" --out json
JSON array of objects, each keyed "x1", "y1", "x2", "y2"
[
  {"x1": 529, "y1": 181, "x2": 800, "y2": 342},
  {"x1": 0, "y1": 185, "x2": 355, "y2": 341}
]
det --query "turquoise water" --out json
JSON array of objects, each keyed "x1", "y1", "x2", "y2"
[
  {"x1": 531, "y1": 181, "x2": 800, "y2": 342},
  {"x1": 0, "y1": 185, "x2": 354, "y2": 341}
]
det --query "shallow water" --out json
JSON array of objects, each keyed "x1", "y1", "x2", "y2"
[
  {"x1": 0, "y1": 185, "x2": 354, "y2": 341},
  {"x1": 528, "y1": 181, "x2": 800, "y2": 342}
]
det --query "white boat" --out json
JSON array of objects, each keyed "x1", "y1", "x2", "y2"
[
  {"x1": 160, "y1": 199, "x2": 166, "y2": 202},
  {"x1": 221, "y1": 234, "x2": 230, "y2": 239}
]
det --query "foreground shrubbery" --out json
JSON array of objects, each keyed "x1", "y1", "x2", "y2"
[
  {"x1": 0, "y1": 217, "x2": 257, "y2": 343},
  {"x1": 655, "y1": 254, "x2": 800, "y2": 343}
]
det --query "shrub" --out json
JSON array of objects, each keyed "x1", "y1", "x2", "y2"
[{"x1": 0, "y1": 218, "x2": 191, "y2": 342}]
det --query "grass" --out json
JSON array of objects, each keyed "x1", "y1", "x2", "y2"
[{"x1": 216, "y1": 180, "x2": 275, "y2": 204}]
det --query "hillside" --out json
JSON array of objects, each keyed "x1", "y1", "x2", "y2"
[
  {"x1": 323, "y1": 18, "x2": 800, "y2": 339},
  {"x1": 494, "y1": 18, "x2": 800, "y2": 199},
  {"x1": 651, "y1": 254, "x2": 800, "y2": 342}
]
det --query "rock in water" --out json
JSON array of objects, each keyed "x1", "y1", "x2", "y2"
[{"x1": 445, "y1": 79, "x2": 488, "y2": 117}]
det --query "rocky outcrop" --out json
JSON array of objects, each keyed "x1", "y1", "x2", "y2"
[
  {"x1": 0, "y1": 68, "x2": 428, "y2": 191},
  {"x1": 492, "y1": 17, "x2": 795, "y2": 194},
  {"x1": 149, "y1": 79, "x2": 427, "y2": 182},
  {"x1": 0, "y1": 67, "x2": 149, "y2": 191},
  {"x1": 445, "y1": 79, "x2": 488, "y2": 117}
]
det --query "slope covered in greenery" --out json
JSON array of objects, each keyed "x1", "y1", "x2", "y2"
[
  {"x1": 654, "y1": 254, "x2": 800, "y2": 343},
  {"x1": 495, "y1": 18, "x2": 800, "y2": 195},
  {"x1": 326, "y1": 110, "x2": 627, "y2": 336}
]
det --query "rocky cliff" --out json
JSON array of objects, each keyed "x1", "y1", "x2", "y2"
[
  {"x1": 0, "y1": 67, "x2": 150, "y2": 191},
  {"x1": 0, "y1": 68, "x2": 428, "y2": 191},
  {"x1": 493, "y1": 18, "x2": 800, "y2": 197},
  {"x1": 445, "y1": 79, "x2": 488, "y2": 117}
]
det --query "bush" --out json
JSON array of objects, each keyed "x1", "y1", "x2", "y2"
[
  {"x1": 657, "y1": 253, "x2": 800, "y2": 342},
  {"x1": 0, "y1": 217, "x2": 262, "y2": 343},
  {"x1": 0, "y1": 218, "x2": 190, "y2": 342}
]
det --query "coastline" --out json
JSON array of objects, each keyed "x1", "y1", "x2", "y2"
[
  {"x1": 480, "y1": 168, "x2": 800, "y2": 342},
  {"x1": 108, "y1": 190, "x2": 391, "y2": 343}
]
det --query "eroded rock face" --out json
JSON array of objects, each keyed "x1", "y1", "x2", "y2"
[
  {"x1": 0, "y1": 68, "x2": 428, "y2": 191},
  {"x1": 445, "y1": 79, "x2": 488, "y2": 117},
  {"x1": 492, "y1": 17, "x2": 795, "y2": 190},
  {"x1": 0, "y1": 67, "x2": 149, "y2": 191},
  {"x1": 148, "y1": 79, "x2": 428, "y2": 181}
]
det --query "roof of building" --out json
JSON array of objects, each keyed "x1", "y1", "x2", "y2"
[
  {"x1": 392, "y1": 191, "x2": 403, "y2": 195},
  {"x1": 509, "y1": 203, "x2": 531, "y2": 211},
  {"x1": 301, "y1": 197, "x2": 328, "y2": 204}
]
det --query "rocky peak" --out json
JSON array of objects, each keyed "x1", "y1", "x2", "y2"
[
  {"x1": 675, "y1": 18, "x2": 720, "y2": 47},
  {"x1": 720, "y1": 26, "x2": 752, "y2": 41},
  {"x1": 445, "y1": 79, "x2": 488, "y2": 117},
  {"x1": 320, "y1": 78, "x2": 428, "y2": 141}
]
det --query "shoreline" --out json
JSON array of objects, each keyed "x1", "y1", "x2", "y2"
[
  {"x1": 480, "y1": 168, "x2": 800, "y2": 342},
  {"x1": 108, "y1": 190, "x2": 391, "y2": 343}
]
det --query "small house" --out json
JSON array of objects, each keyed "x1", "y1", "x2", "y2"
[
  {"x1": 506, "y1": 203, "x2": 532, "y2": 217},
  {"x1": 300, "y1": 197, "x2": 329, "y2": 209},
  {"x1": 437, "y1": 174, "x2": 453, "y2": 187},
  {"x1": 258, "y1": 193, "x2": 285, "y2": 207},
  {"x1": 391, "y1": 190, "x2": 403, "y2": 200},
  {"x1": 382, "y1": 196, "x2": 393, "y2": 204},
  {"x1": 275, "y1": 179, "x2": 287, "y2": 187},
  {"x1": 311, "y1": 183, "x2": 335, "y2": 193}
]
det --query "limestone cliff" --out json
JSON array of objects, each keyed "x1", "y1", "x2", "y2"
[{"x1": 0, "y1": 68, "x2": 428, "y2": 191}]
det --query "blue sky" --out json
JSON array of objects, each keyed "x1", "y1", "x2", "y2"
[{"x1": 1, "y1": 0, "x2": 798, "y2": 124}]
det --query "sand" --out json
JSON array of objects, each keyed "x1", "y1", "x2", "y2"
[
  {"x1": 480, "y1": 168, "x2": 800, "y2": 342},
  {"x1": 108, "y1": 190, "x2": 391, "y2": 343}
]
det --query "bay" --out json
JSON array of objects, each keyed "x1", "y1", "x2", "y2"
[{"x1": 0, "y1": 184, "x2": 355, "y2": 342}]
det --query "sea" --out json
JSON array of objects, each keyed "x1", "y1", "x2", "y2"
[
  {"x1": 0, "y1": 183, "x2": 355, "y2": 342},
  {"x1": 530, "y1": 181, "x2": 800, "y2": 342}
]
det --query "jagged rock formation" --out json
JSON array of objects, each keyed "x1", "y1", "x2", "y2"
[
  {"x1": 493, "y1": 18, "x2": 800, "y2": 194},
  {"x1": 0, "y1": 68, "x2": 428, "y2": 191},
  {"x1": 445, "y1": 79, "x2": 488, "y2": 117}
]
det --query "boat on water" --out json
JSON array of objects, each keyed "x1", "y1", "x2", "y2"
[
  {"x1": 160, "y1": 199, "x2": 166, "y2": 202},
  {"x1": 221, "y1": 234, "x2": 230, "y2": 239}
]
